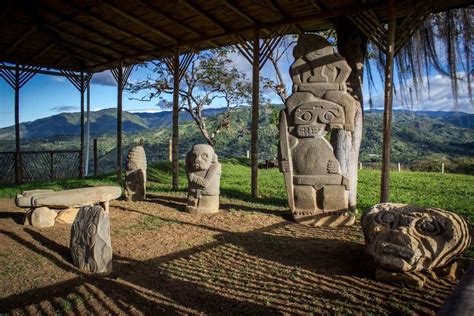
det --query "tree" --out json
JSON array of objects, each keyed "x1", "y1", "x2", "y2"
[{"x1": 127, "y1": 48, "x2": 251, "y2": 146}]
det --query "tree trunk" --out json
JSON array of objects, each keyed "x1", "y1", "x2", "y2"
[{"x1": 331, "y1": 17, "x2": 368, "y2": 211}]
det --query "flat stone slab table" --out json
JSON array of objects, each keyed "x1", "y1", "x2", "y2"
[{"x1": 15, "y1": 186, "x2": 122, "y2": 212}]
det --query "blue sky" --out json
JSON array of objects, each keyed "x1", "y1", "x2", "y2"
[{"x1": 0, "y1": 42, "x2": 472, "y2": 128}]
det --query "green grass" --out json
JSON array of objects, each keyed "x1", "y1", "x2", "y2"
[{"x1": 1, "y1": 160, "x2": 473, "y2": 222}]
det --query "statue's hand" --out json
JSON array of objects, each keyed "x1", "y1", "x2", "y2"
[
  {"x1": 327, "y1": 161, "x2": 339, "y2": 174},
  {"x1": 339, "y1": 83, "x2": 347, "y2": 91},
  {"x1": 189, "y1": 173, "x2": 197, "y2": 183}
]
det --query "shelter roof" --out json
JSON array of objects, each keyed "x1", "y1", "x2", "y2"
[{"x1": 0, "y1": 0, "x2": 470, "y2": 73}]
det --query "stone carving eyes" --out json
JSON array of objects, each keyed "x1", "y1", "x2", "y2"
[
  {"x1": 416, "y1": 218, "x2": 443, "y2": 236},
  {"x1": 376, "y1": 211, "x2": 398, "y2": 228},
  {"x1": 301, "y1": 111, "x2": 313, "y2": 122}
]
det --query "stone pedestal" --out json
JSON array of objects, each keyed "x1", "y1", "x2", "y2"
[
  {"x1": 185, "y1": 144, "x2": 221, "y2": 214},
  {"x1": 70, "y1": 205, "x2": 112, "y2": 274}
]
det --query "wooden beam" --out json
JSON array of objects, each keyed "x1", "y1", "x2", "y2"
[
  {"x1": 87, "y1": 1, "x2": 386, "y2": 71},
  {"x1": 380, "y1": 0, "x2": 396, "y2": 203},
  {"x1": 3, "y1": 25, "x2": 37, "y2": 57},
  {"x1": 71, "y1": 6, "x2": 157, "y2": 49},
  {"x1": 180, "y1": 0, "x2": 227, "y2": 32},
  {"x1": 251, "y1": 28, "x2": 260, "y2": 198},
  {"x1": 45, "y1": 25, "x2": 123, "y2": 59},
  {"x1": 136, "y1": 0, "x2": 219, "y2": 47},
  {"x1": 42, "y1": 4, "x2": 141, "y2": 55},
  {"x1": 14, "y1": 64, "x2": 21, "y2": 183},
  {"x1": 31, "y1": 43, "x2": 54, "y2": 62},
  {"x1": 114, "y1": 64, "x2": 124, "y2": 181},
  {"x1": 223, "y1": 0, "x2": 258, "y2": 24},
  {"x1": 79, "y1": 72, "x2": 85, "y2": 179},
  {"x1": 102, "y1": 1, "x2": 177, "y2": 44},
  {"x1": 172, "y1": 47, "x2": 180, "y2": 190}
]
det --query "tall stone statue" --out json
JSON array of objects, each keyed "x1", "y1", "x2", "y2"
[
  {"x1": 278, "y1": 34, "x2": 356, "y2": 226},
  {"x1": 185, "y1": 144, "x2": 221, "y2": 214},
  {"x1": 125, "y1": 145, "x2": 147, "y2": 201}
]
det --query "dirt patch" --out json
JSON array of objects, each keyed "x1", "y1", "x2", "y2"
[{"x1": 0, "y1": 194, "x2": 457, "y2": 314}]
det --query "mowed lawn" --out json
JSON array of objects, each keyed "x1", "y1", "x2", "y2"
[
  {"x1": 1, "y1": 160, "x2": 473, "y2": 222},
  {"x1": 0, "y1": 160, "x2": 473, "y2": 314}
]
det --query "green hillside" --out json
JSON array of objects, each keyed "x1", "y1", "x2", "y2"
[{"x1": 1, "y1": 106, "x2": 473, "y2": 174}]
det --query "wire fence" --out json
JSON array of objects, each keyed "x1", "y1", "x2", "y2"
[{"x1": 0, "y1": 150, "x2": 80, "y2": 183}]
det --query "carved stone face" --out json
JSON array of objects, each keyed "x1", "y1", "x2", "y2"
[
  {"x1": 362, "y1": 203, "x2": 471, "y2": 272},
  {"x1": 189, "y1": 144, "x2": 214, "y2": 171}
]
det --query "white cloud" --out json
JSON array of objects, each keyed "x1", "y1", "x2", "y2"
[
  {"x1": 91, "y1": 71, "x2": 116, "y2": 86},
  {"x1": 129, "y1": 109, "x2": 162, "y2": 113},
  {"x1": 50, "y1": 76, "x2": 65, "y2": 82},
  {"x1": 365, "y1": 73, "x2": 473, "y2": 113}
]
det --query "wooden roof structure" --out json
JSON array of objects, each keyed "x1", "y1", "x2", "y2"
[
  {"x1": 0, "y1": 0, "x2": 470, "y2": 73},
  {"x1": 0, "y1": 0, "x2": 471, "y2": 200}
]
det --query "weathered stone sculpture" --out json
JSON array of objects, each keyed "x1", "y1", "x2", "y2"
[
  {"x1": 278, "y1": 34, "x2": 356, "y2": 226},
  {"x1": 362, "y1": 203, "x2": 472, "y2": 273},
  {"x1": 15, "y1": 186, "x2": 121, "y2": 228},
  {"x1": 125, "y1": 145, "x2": 147, "y2": 201},
  {"x1": 185, "y1": 144, "x2": 221, "y2": 214},
  {"x1": 70, "y1": 205, "x2": 113, "y2": 274}
]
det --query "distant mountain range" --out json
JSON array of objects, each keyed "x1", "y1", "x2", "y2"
[
  {"x1": 0, "y1": 107, "x2": 473, "y2": 166},
  {"x1": 0, "y1": 107, "x2": 228, "y2": 141}
]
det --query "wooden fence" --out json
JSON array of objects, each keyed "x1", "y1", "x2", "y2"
[{"x1": 0, "y1": 150, "x2": 80, "y2": 183}]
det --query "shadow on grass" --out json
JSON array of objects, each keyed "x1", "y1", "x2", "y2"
[{"x1": 0, "y1": 217, "x2": 455, "y2": 314}]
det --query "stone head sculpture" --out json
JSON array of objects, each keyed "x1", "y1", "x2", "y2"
[
  {"x1": 185, "y1": 144, "x2": 221, "y2": 214},
  {"x1": 187, "y1": 144, "x2": 217, "y2": 172},
  {"x1": 362, "y1": 203, "x2": 471, "y2": 272}
]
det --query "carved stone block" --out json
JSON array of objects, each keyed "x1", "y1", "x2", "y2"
[
  {"x1": 70, "y1": 205, "x2": 112, "y2": 274},
  {"x1": 278, "y1": 34, "x2": 356, "y2": 226},
  {"x1": 185, "y1": 144, "x2": 221, "y2": 214},
  {"x1": 362, "y1": 203, "x2": 471, "y2": 273},
  {"x1": 125, "y1": 169, "x2": 146, "y2": 201},
  {"x1": 125, "y1": 145, "x2": 147, "y2": 201}
]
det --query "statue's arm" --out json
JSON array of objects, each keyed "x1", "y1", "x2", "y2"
[{"x1": 190, "y1": 164, "x2": 221, "y2": 188}]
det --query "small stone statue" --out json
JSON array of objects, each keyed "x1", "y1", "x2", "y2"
[
  {"x1": 185, "y1": 144, "x2": 221, "y2": 214},
  {"x1": 125, "y1": 145, "x2": 147, "y2": 201},
  {"x1": 70, "y1": 205, "x2": 113, "y2": 274},
  {"x1": 362, "y1": 203, "x2": 471, "y2": 272},
  {"x1": 278, "y1": 34, "x2": 356, "y2": 226}
]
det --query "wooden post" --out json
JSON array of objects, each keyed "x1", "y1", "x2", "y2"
[
  {"x1": 397, "y1": 163, "x2": 401, "y2": 172},
  {"x1": 172, "y1": 47, "x2": 180, "y2": 190},
  {"x1": 116, "y1": 63, "x2": 123, "y2": 181},
  {"x1": 168, "y1": 138, "x2": 172, "y2": 162},
  {"x1": 251, "y1": 28, "x2": 260, "y2": 198},
  {"x1": 441, "y1": 162, "x2": 445, "y2": 174},
  {"x1": 85, "y1": 82, "x2": 91, "y2": 176},
  {"x1": 359, "y1": 162, "x2": 362, "y2": 170},
  {"x1": 50, "y1": 152, "x2": 54, "y2": 180},
  {"x1": 246, "y1": 150, "x2": 250, "y2": 159},
  {"x1": 93, "y1": 138, "x2": 98, "y2": 176},
  {"x1": 79, "y1": 72, "x2": 85, "y2": 179},
  {"x1": 14, "y1": 64, "x2": 21, "y2": 184},
  {"x1": 380, "y1": 0, "x2": 396, "y2": 203}
]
